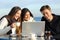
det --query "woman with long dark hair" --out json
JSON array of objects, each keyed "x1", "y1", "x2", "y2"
[
  {"x1": 21, "y1": 8, "x2": 35, "y2": 22},
  {"x1": 0, "y1": 6, "x2": 21, "y2": 36}
]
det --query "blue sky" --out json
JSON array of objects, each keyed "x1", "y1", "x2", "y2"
[{"x1": 0, "y1": 0, "x2": 60, "y2": 17}]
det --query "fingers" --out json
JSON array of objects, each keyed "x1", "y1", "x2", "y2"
[{"x1": 11, "y1": 23, "x2": 16, "y2": 28}]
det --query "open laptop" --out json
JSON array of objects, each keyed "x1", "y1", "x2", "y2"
[{"x1": 22, "y1": 21, "x2": 45, "y2": 37}]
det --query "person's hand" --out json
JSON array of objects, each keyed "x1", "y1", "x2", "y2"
[{"x1": 11, "y1": 23, "x2": 16, "y2": 28}]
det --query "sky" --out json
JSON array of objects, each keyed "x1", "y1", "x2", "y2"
[{"x1": 0, "y1": 0, "x2": 60, "y2": 18}]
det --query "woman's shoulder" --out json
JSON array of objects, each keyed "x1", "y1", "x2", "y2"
[
  {"x1": 0, "y1": 17, "x2": 8, "y2": 21},
  {"x1": 30, "y1": 17, "x2": 35, "y2": 22},
  {"x1": 0, "y1": 15, "x2": 8, "y2": 20},
  {"x1": 0, "y1": 15, "x2": 8, "y2": 21},
  {"x1": 30, "y1": 17, "x2": 34, "y2": 19}
]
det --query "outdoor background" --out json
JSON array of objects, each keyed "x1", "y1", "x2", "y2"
[{"x1": 0, "y1": 0, "x2": 60, "y2": 21}]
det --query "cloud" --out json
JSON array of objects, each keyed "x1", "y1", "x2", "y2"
[{"x1": 0, "y1": 0, "x2": 60, "y2": 17}]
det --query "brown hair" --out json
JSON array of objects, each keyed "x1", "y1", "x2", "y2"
[
  {"x1": 0, "y1": 6, "x2": 22, "y2": 35},
  {"x1": 8, "y1": 6, "x2": 21, "y2": 18},
  {"x1": 40, "y1": 5, "x2": 51, "y2": 12},
  {"x1": 8, "y1": 6, "x2": 21, "y2": 36}
]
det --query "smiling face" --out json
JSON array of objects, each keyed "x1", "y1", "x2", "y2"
[
  {"x1": 24, "y1": 11, "x2": 31, "y2": 21},
  {"x1": 41, "y1": 9, "x2": 52, "y2": 20},
  {"x1": 13, "y1": 10, "x2": 21, "y2": 20}
]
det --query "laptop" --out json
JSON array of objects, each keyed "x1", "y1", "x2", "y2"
[{"x1": 22, "y1": 21, "x2": 45, "y2": 37}]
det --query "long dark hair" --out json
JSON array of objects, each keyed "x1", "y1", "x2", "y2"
[{"x1": 21, "y1": 8, "x2": 33, "y2": 22}]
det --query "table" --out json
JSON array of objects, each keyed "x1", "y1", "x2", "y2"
[{"x1": 0, "y1": 35, "x2": 45, "y2": 40}]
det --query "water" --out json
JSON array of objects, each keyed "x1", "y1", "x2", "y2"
[
  {"x1": 34, "y1": 17, "x2": 41, "y2": 21},
  {"x1": 0, "y1": 17, "x2": 41, "y2": 21}
]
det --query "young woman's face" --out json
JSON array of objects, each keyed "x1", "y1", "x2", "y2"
[
  {"x1": 14, "y1": 10, "x2": 21, "y2": 20},
  {"x1": 24, "y1": 11, "x2": 30, "y2": 21}
]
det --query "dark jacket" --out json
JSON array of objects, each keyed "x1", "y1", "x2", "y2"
[{"x1": 41, "y1": 14, "x2": 60, "y2": 39}]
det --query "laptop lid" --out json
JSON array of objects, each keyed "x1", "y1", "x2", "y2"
[{"x1": 22, "y1": 21, "x2": 45, "y2": 36}]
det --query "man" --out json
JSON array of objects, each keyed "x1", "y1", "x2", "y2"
[{"x1": 40, "y1": 5, "x2": 60, "y2": 40}]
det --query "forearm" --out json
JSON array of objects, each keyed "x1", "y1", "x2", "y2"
[{"x1": 0, "y1": 26, "x2": 11, "y2": 35}]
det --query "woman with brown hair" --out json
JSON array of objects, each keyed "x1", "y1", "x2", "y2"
[{"x1": 0, "y1": 6, "x2": 22, "y2": 36}]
